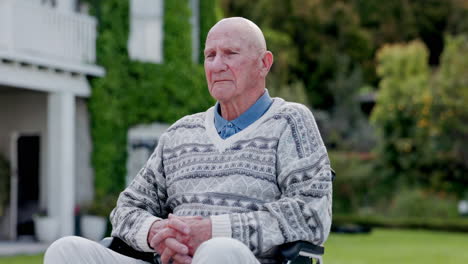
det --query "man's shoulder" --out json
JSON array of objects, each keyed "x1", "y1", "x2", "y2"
[
  {"x1": 166, "y1": 111, "x2": 208, "y2": 134},
  {"x1": 273, "y1": 99, "x2": 314, "y2": 120}
]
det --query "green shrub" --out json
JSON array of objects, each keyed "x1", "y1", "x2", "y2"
[
  {"x1": 371, "y1": 36, "x2": 468, "y2": 198},
  {"x1": 330, "y1": 151, "x2": 375, "y2": 215},
  {"x1": 80, "y1": 195, "x2": 117, "y2": 218},
  {"x1": 333, "y1": 214, "x2": 468, "y2": 233},
  {"x1": 371, "y1": 40, "x2": 430, "y2": 189},
  {"x1": 387, "y1": 189, "x2": 458, "y2": 219},
  {"x1": 330, "y1": 151, "x2": 459, "y2": 220},
  {"x1": 428, "y1": 34, "x2": 468, "y2": 195}
]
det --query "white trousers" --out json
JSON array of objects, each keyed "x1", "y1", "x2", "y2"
[{"x1": 44, "y1": 236, "x2": 260, "y2": 264}]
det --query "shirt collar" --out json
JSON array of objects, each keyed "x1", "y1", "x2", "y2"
[{"x1": 214, "y1": 89, "x2": 272, "y2": 132}]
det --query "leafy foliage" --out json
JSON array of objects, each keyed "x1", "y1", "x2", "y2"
[
  {"x1": 222, "y1": 0, "x2": 373, "y2": 109},
  {"x1": 89, "y1": 0, "x2": 217, "y2": 199},
  {"x1": 371, "y1": 36, "x2": 468, "y2": 196},
  {"x1": 324, "y1": 54, "x2": 375, "y2": 151},
  {"x1": 371, "y1": 40, "x2": 430, "y2": 188},
  {"x1": 221, "y1": 0, "x2": 468, "y2": 111},
  {"x1": 333, "y1": 215, "x2": 468, "y2": 233},
  {"x1": 330, "y1": 151, "x2": 375, "y2": 215},
  {"x1": 388, "y1": 189, "x2": 458, "y2": 219},
  {"x1": 199, "y1": 0, "x2": 223, "y2": 64},
  {"x1": 80, "y1": 194, "x2": 117, "y2": 218},
  {"x1": 427, "y1": 34, "x2": 468, "y2": 194}
]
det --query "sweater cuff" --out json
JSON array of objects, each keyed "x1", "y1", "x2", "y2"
[
  {"x1": 135, "y1": 216, "x2": 161, "y2": 252},
  {"x1": 210, "y1": 214, "x2": 232, "y2": 237}
]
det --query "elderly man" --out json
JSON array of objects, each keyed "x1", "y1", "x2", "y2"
[{"x1": 44, "y1": 17, "x2": 332, "y2": 264}]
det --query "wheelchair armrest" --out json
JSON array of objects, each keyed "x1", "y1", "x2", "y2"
[
  {"x1": 280, "y1": 241, "x2": 324, "y2": 263},
  {"x1": 100, "y1": 237, "x2": 157, "y2": 264}
]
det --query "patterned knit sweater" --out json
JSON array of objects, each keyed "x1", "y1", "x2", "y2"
[{"x1": 110, "y1": 98, "x2": 333, "y2": 263}]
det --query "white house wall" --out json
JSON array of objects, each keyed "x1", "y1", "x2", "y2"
[
  {"x1": 0, "y1": 61, "x2": 91, "y2": 97},
  {"x1": 0, "y1": 88, "x2": 94, "y2": 211},
  {"x1": 0, "y1": 89, "x2": 48, "y2": 209}
]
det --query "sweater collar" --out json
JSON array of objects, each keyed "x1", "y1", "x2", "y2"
[{"x1": 214, "y1": 89, "x2": 272, "y2": 132}]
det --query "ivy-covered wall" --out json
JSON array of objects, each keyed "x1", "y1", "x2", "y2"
[
  {"x1": 198, "y1": 0, "x2": 222, "y2": 64},
  {"x1": 88, "y1": 0, "x2": 220, "y2": 200}
]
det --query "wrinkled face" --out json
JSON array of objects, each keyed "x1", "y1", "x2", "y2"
[{"x1": 204, "y1": 25, "x2": 262, "y2": 103}]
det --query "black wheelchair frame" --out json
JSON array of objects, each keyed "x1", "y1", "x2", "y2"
[{"x1": 100, "y1": 237, "x2": 324, "y2": 264}]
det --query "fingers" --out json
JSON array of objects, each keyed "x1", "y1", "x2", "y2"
[
  {"x1": 172, "y1": 253, "x2": 192, "y2": 264},
  {"x1": 161, "y1": 254, "x2": 192, "y2": 264},
  {"x1": 166, "y1": 237, "x2": 189, "y2": 255},
  {"x1": 160, "y1": 238, "x2": 189, "y2": 264},
  {"x1": 160, "y1": 247, "x2": 175, "y2": 264},
  {"x1": 147, "y1": 219, "x2": 168, "y2": 246},
  {"x1": 168, "y1": 216, "x2": 191, "y2": 235},
  {"x1": 150, "y1": 227, "x2": 178, "y2": 249}
]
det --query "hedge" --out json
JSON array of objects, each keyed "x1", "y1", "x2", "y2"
[{"x1": 333, "y1": 214, "x2": 468, "y2": 233}]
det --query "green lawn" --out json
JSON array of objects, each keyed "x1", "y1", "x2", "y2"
[
  {"x1": 1, "y1": 229, "x2": 467, "y2": 264},
  {"x1": 325, "y1": 228, "x2": 468, "y2": 264},
  {"x1": 0, "y1": 254, "x2": 43, "y2": 264}
]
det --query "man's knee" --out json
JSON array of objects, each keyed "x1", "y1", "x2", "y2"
[
  {"x1": 198, "y1": 237, "x2": 246, "y2": 252},
  {"x1": 193, "y1": 237, "x2": 258, "y2": 264},
  {"x1": 44, "y1": 236, "x2": 96, "y2": 264}
]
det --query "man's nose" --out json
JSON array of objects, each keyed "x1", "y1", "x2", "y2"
[{"x1": 210, "y1": 55, "x2": 227, "y2": 72}]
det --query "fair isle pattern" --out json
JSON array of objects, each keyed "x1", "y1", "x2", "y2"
[{"x1": 110, "y1": 98, "x2": 333, "y2": 263}]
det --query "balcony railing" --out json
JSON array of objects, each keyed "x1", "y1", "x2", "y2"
[{"x1": 0, "y1": 0, "x2": 97, "y2": 66}]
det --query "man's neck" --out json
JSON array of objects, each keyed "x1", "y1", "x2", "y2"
[{"x1": 219, "y1": 88, "x2": 265, "y2": 121}]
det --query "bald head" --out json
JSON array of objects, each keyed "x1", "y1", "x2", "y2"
[{"x1": 207, "y1": 17, "x2": 267, "y2": 55}]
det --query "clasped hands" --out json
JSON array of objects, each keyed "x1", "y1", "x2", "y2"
[{"x1": 147, "y1": 214, "x2": 212, "y2": 264}]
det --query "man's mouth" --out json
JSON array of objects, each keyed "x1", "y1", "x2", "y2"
[{"x1": 213, "y1": 80, "x2": 231, "y2": 84}]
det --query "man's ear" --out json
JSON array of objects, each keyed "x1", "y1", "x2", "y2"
[{"x1": 260, "y1": 51, "x2": 274, "y2": 77}]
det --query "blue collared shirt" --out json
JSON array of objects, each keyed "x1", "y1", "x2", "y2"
[{"x1": 214, "y1": 90, "x2": 273, "y2": 139}]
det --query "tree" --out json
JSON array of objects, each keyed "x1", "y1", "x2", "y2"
[
  {"x1": 221, "y1": 0, "x2": 373, "y2": 110},
  {"x1": 371, "y1": 36, "x2": 468, "y2": 196},
  {"x1": 371, "y1": 40, "x2": 430, "y2": 188},
  {"x1": 428, "y1": 34, "x2": 468, "y2": 194}
]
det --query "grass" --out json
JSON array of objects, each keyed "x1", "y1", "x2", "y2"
[
  {"x1": 0, "y1": 254, "x2": 43, "y2": 264},
  {"x1": 325, "y1": 228, "x2": 468, "y2": 264},
  {"x1": 0, "y1": 229, "x2": 467, "y2": 264}
]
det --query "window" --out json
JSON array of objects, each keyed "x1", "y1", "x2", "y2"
[{"x1": 128, "y1": 0, "x2": 163, "y2": 63}]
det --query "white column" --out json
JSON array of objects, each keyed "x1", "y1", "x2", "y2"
[
  {"x1": 190, "y1": 0, "x2": 200, "y2": 63},
  {"x1": 47, "y1": 92, "x2": 76, "y2": 237}
]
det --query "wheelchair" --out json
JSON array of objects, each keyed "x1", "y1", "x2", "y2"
[
  {"x1": 100, "y1": 236, "x2": 324, "y2": 264},
  {"x1": 100, "y1": 169, "x2": 334, "y2": 263},
  {"x1": 101, "y1": 170, "x2": 333, "y2": 263}
]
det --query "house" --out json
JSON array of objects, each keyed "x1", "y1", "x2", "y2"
[
  {"x1": 0, "y1": 0, "x2": 206, "y2": 242},
  {"x1": 0, "y1": 0, "x2": 104, "y2": 241}
]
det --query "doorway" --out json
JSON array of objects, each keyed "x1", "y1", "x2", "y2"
[{"x1": 14, "y1": 135, "x2": 40, "y2": 239}]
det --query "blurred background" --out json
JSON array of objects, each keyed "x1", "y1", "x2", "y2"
[{"x1": 0, "y1": 0, "x2": 467, "y2": 263}]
